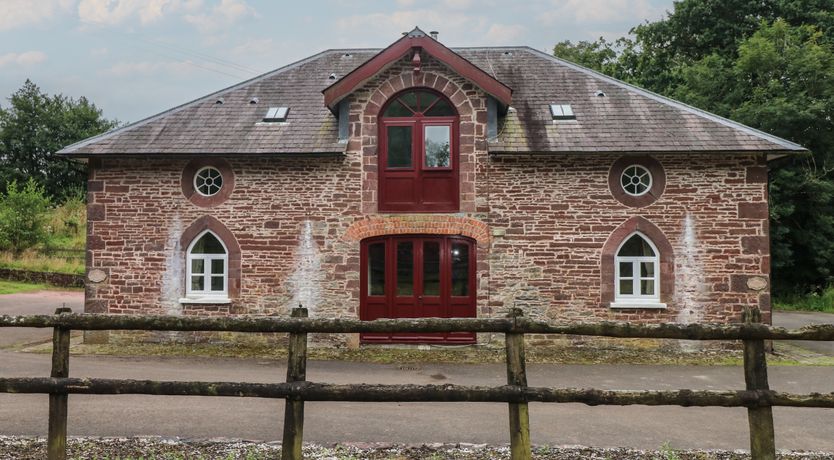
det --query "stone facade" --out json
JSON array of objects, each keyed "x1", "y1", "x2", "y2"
[{"x1": 83, "y1": 53, "x2": 771, "y2": 344}]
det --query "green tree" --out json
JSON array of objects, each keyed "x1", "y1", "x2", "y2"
[
  {"x1": 553, "y1": 4, "x2": 834, "y2": 296},
  {"x1": 0, "y1": 179, "x2": 52, "y2": 254},
  {"x1": 0, "y1": 80, "x2": 118, "y2": 201}
]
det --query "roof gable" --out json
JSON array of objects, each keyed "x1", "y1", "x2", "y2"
[{"x1": 322, "y1": 28, "x2": 512, "y2": 110}]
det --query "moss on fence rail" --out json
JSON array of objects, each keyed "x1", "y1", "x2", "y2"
[
  {"x1": 2, "y1": 313, "x2": 834, "y2": 341},
  {"x1": 1, "y1": 377, "x2": 833, "y2": 409}
]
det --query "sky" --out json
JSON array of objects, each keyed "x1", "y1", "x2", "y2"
[{"x1": 0, "y1": 0, "x2": 674, "y2": 123}]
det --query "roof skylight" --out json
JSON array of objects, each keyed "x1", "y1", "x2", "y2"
[
  {"x1": 263, "y1": 107, "x2": 289, "y2": 122},
  {"x1": 550, "y1": 104, "x2": 575, "y2": 120}
]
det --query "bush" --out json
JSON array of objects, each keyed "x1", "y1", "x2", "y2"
[{"x1": 0, "y1": 179, "x2": 52, "y2": 254}]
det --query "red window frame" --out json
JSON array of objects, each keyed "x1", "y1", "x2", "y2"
[{"x1": 379, "y1": 89, "x2": 460, "y2": 213}]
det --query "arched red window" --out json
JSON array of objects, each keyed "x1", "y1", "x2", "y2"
[{"x1": 379, "y1": 89, "x2": 459, "y2": 212}]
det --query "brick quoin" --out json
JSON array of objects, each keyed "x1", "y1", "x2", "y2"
[{"x1": 81, "y1": 51, "x2": 773, "y2": 344}]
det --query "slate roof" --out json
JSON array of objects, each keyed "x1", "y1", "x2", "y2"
[{"x1": 59, "y1": 46, "x2": 805, "y2": 156}]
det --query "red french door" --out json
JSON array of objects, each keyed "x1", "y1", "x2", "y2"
[
  {"x1": 379, "y1": 89, "x2": 459, "y2": 212},
  {"x1": 360, "y1": 235, "x2": 476, "y2": 344}
]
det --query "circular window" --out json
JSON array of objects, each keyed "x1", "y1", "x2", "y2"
[
  {"x1": 194, "y1": 167, "x2": 223, "y2": 197},
  {"x1": 620, "y1": 165, "x2": 652, "y2": 196}
]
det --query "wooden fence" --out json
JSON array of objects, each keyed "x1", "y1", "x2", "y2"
[{"x1": 1, "y1": 307, "x2": 834, "y2": 460}]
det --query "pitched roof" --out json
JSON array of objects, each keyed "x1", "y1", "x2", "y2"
[
  {"x1": 59, "y1": 45, "x2": 806, "y2": 157},
  {"x1": 323, "y1": 27, "x2": 512, "y2": 110}
]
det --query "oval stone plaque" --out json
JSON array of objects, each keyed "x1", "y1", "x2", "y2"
[
  {"x1": 88, "y1": 269, "x2": 107, "y2": 283},
  {"x1": 746, "y1": 276, "x2": 768, "y2": 291}
]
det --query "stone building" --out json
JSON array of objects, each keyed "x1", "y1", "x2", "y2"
[{"x1": 59, "y1": 28, "x2": 804, "y2": 345}]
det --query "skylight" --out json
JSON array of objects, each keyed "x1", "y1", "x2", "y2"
[
  {"x1": 264, "y1": 107, "x2": 289, "y2": 122},
  {"x1": 550, "y1": 104, "x2": 575, "y2": 120}
]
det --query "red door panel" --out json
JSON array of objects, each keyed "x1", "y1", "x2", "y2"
[{"x1": 360, "y1": 236, "x2": 476, "y2": 344}]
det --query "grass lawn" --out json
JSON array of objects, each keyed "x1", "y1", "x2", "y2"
[{"x1": 0, "y1": 280, "x2": 47, "y2": 295}]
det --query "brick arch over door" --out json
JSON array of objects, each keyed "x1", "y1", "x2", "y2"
[
  {"x1": 360, "y1": 71, "x2": 481, "y2": 213},
  {"x1": 180, "y1": 215, "x2": 242, "y2": 298},
  {"x1": 343, "y1": 216, "x2": 490, "y2": 247},
  {"x1": 601, "y1": 216, "x2": 675, "y2": 305}
]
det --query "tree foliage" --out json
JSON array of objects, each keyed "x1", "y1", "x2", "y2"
[
  {"x1": 0, "y1": 179, "x2": 52, "y2": 254},
  {"x1": 554, "y1": 0, "x2": 834, "y2": 295},
  {"x1": 0, "y1": 80, "x2": 118, "y2": 201}
]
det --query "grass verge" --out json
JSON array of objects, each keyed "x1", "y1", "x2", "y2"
[
  {"x1": 774, "y1": 286, "x2": 834, "y2": 313},
  {"x1": 0, "y1": 250, "x2": 85, "y2": 275},
  {"x1": 0, "y1": 280, "x2": 48, "y2": 295}
]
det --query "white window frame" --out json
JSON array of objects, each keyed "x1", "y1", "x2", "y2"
[
  {"x1": 183, "y1": 230, "x2": 229, "y2": 303},
  {"x1": 611, "y1": 232, "x2": 666, "y2": 309},
  {"x1": 193, "y1": 166, "x2": 223, "y2": 197},
  {"x1": 620, "y1": 164, "x2": 652, "y2": 197}
]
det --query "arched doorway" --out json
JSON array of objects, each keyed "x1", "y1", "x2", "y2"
[
  {"x1": 378, "y1": 88, "x2": 459, "y2": 212},
  {"x1": 360, "y1": 235, "x2": 476, "y2": 344}
]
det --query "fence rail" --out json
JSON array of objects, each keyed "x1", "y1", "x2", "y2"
[{"x1": 1, "y1": 306, "x2": 833, "y2": 460}]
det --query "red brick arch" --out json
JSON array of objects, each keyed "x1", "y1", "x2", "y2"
[
  {"x1": 343, "y1": 216, "x2": 490, "y2": 247},
  {"x1": 180, "y1": 215, "x2": 241, "y2": 298},
  {"x1": 600, "y1": 216, "x2": 675, "y2": 305}
]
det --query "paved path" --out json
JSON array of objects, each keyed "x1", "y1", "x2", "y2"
[
  {"x1": 0, "y1": 291, "x2": 832, "y2": 450},
  {"x1": 773, "y1": 311, "x2": 834, "y2": 356},
  {"x1": 0, "y1": 290, "x2": 83, "y2": 349}
]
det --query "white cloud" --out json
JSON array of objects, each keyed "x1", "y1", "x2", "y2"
[
  {"x1": 77, "y1": 0, "x2": 181, "y2": 26},
  {"x1": 0, "y1": 0, "x2": 73, "y2": 31},
  {"x1": 485, "y1": 24, "x2": 526, "y2": 43},
  {"x1": 539, "y1": 0, "x2": 663, "y2": 26},
  {"x1": 0, "y1": 51, "x2": 48, "y2": 69},
  {"x1": 90, "y1": 47, "x2": 109, "y2": 57},
  {"x1": 184, "y1": 0, "x2": 257, "y2": 33}
]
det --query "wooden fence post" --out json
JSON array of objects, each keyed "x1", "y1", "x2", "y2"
[
  {"x1": 48, "y1": 307, "x2": 72, "y2": 460},
  {"x1": 743, "y1": 307, "x2": 776, "y2": 460},
  {"x1": 505, "y1": 308, "x2": 532, "y2": 460},
  {"x1": 282, "y1": 307, "x2": 308, "y2": 460}
]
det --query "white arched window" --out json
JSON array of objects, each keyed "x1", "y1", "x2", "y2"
[
  {"x1": 186, "y1": 231, "x2": 228, "y2": 299},
  {"x1": 614, "y1": 233, "x2": 661, "y2": 306}
]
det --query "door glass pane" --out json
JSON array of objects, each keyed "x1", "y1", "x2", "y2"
[
  {"x1": 387, "y1": 126, "x2": 412, "y2": 168},
  {"x1": 383, "y1": 100, "x2": 413, "y2": 117},
  {"x1": 423, "y1": 242, "x2": 440, "y2": 296},
  {"x1": 417, "y1": 91, "x2": 438, "y2": 111},
  {"x1": 619, "y1": 279, "x2": 633, "y2": 295},
  {"x1": 451, "y1": 243, "x2": 469, "y2": 296},
  {"x1": 191, "y1": 276, "x2": 204, "y2": 291},
  {"x1": 191, "y1": 259, "x2": 204, "y2": 274},
  {"x1": 424, "y1": 125, "x2": 450, "y2": 168},
  {"x1": 210, "y1": 276, "x2": 224, "y2": 291},
  {"x1": 641, "y1": 280, "x2": 655, "y2": 296},
  {"x1": 619, "y1": 261, "x2": 632, "y2": 278},
  {"x1": 396, "y1": 241, "x2": 414, "y2": 296},
  {"x1": 368, "y1": 243, "x2": 385, "y2": 296},
  {"x1": 400, "y1": 92, "x2": 419, "y2": 111},
  {"x1": 424, "y1": 98, "x2": 455, "y2": 116},
  {"x1": 211, "y1": 259, "x2": 224, "y2": 275}
]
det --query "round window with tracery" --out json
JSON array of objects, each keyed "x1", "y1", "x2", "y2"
[
  {"x1": 194, "y1": 167, "x2": 223, "y2": 197},
  {"x1": 620, "y1": 165, "x2": 652, "y2": 196}
]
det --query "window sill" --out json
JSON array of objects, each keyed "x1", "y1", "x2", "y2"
[
  {"x1": 609, "y1": 301, "x2": 666, "y2": 310},
  {"x1": 179, "y1": 297, "x2": 231, "y2": 305}
]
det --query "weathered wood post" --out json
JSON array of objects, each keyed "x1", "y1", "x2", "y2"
[
  {"x1": 48, "y1": 307, "x2": 72, "y2": 460},
  {"x1": 742, "y1": 306, "x2": 776, "y2": 460},
  {"x1": 505, "y1": 308, "x2": 532, "y2": 460},
  {"x1": 282, "y1": 306, "x2": 308, "y2": 460}
]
